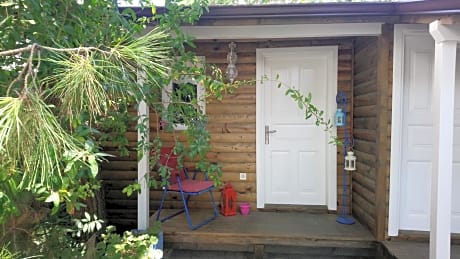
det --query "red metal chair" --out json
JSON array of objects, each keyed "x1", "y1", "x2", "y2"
[{"x1": 155, "y1": 147, "x2": 218, "y2": 230}]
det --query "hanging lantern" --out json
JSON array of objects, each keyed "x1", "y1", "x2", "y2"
[
  {"x1": 345, "y1": 151, "x2": 357, "y2": 171},
  {"x1": 220, "y1": 183, "x2": 237, "y2": 216},
  {"x1": 335, "y1": 108, "x2": 345, "y2": 127},
  {"x1": 226, "y1": 42, "x2": 238, "y2": 83}
]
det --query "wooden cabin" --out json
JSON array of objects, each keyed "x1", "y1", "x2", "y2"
[{"x1": 102, "y1": 1, "x2": 460, "y2": 248}]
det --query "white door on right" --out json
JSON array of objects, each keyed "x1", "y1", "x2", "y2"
[{"x1": 399, "y1": 33, "x2": 460, "y2": 233}]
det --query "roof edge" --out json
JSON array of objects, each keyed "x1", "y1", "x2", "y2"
[{"x1": 121, "y1": 1, "x2": 460, "y2": 20}]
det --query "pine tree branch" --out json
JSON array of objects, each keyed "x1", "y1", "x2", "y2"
[{"x1": 0, "y1": 44, "x2": 112, "y2": 57}]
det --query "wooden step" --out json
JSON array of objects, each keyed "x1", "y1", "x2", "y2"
[{"x1": 163, "y1": 243, "x2": 378, "y2": 259}]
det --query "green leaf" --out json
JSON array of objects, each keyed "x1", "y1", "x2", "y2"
[
  {"x1": 0, "y1": 1, "x2": 15, "y2": 7},
  {"x1": 64, "y1": 160, "x2": 75, "y2": 173},
  {"x1": 96, "y1": 220, "x2": 102, "y2": 230},
  {"x1": 35, "y1": 186, "x2": 47, "y2": 194},
  {"x1": 83, "y1": 223, "x2": 88, "y2": 233},
  {"x1": 88, "y1": 155, "x2": 99, "y2": 178},
  {"x1": 45, "y1": 191, "x2": 60, "y2": 208},
  {"x1": 24, "y1": 20, "x2": 36, "y2": 25},
  {"x1": 297, "y1": 100, "x2": 303, "y2": 109}
]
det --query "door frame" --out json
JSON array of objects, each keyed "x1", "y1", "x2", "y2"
[
  {"x1": 255, "y1": 46, "x2": 338, "y2": 210},
  {"x1": 388, "y1": 24, "x2": 430, "y2": 236}
]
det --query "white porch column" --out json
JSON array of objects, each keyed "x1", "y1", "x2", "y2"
[
  {"x1": 429, "y1": 20, "x2": 459, "y2": 259},
  {"x1": 137, "y1": 101, "x2": 150, "y2": 230},
  {"x1": 137, "y1": 72, "x2": 150, "y2": 230}
]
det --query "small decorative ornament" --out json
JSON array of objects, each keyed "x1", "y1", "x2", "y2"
[
  {"x1": 345, "y1": 151, "x2": 357, "y2": 171},
  {"x1": 335, "y1": 108, "x2": 345, "y2": 127},
  {"x1": 226, "y1": 42, "x2": 238, "y2": 83},
  {"x1": 220, "y1": 183, "x2": 237, "y2": 216}
]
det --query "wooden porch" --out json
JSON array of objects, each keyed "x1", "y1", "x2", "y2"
[
  {"x1": 154, "y1": 209, "x2": 377, "y2": 258},
  {"x1": 152, "y1": 209, "x2": 460, "y2": 258}
]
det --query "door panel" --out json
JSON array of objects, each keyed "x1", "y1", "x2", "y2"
[
  {"x1": 400, "y1": 34, "x2": 460, "y2": 233},
  {"x1": 263, "y1": 51, "x2": 329, "y2": 205},
  {"x1": 400, "y1": 35, "x2": 434, "y2": 231}
]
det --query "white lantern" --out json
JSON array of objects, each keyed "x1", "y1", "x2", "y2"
[
  {"x1": 344, "y1": 151, "x2": 356, "y2": 171},
  {"x1": 226, "y1": 42, "x2": 238, "y2": 83}
]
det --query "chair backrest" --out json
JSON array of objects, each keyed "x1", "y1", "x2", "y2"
[{"x1": 159, "y1": 147, "x2": 185, "y2": 184}]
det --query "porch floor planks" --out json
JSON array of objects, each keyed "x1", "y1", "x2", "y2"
[
  {"x1": 382, "y1": 241, "x2": 460, "y2": 259},
  {"x1": 157, "y1": 209, "x2": 375, "y2": 251}
]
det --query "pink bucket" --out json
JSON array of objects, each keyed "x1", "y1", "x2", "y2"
[{"x1": 239, "y1": 203, "x2": 251, "y2": 215}]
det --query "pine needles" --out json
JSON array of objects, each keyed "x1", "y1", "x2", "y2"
[
  {"x1": 48, "y1": 51, "x2": 114, "y2": 122},
  {"x1": 44, "y1": 27, "x2": 171, "y2": 121},
  {"x1": 0, "y1": 95, "x2": 83, "y2": 190}
]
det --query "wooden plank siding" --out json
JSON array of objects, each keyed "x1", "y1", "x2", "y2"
[
  {"x1": 374, "y1": 24, "x2": 393, "y2": 241},
  {"x1": 101, "y1": 38, "x2": 354, "y2": 228},
  {"x1": 351, "y1": 25, "x2": 393, "y2": 241},
  {"x1": 352, "y1": 37, "x2": 379, "y2": 237}
]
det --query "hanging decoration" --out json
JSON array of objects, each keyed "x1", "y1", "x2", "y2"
[
  {"x1": 336, "y1": 91, "x2": 356, "y2": 225},
  {"x1": 345, "y1": 151, "x2": 357, "y2": 171},
  {"x1": 226, "y1": 42, "x2": 238, "y2": 83},
  {"x1": 335, "y1": 108, "x2": 345, "y2": 127}
]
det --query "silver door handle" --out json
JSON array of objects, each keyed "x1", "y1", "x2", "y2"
[{"x1": 265, "y1": 125, "x2": 277, "y2": 144}]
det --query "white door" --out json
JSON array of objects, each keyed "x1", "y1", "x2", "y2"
[
  {"x1": 399, "y1": 33, "x2": 460, "y2": 233},
  {"x1": 256, "y1": 47, "x2": 337, "y2": 207}
]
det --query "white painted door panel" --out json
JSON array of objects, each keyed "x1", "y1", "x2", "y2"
[
  {"x1": 263, "y1": 52, "x2": 328, "y2": 205},
  {"x1": 400, "y1": 34, "x2": 460, "y2": 233}
]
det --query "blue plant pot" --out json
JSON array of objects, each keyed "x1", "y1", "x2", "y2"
[{"x1": 152, "y1": 231, "x2": 163, "y2": 251}]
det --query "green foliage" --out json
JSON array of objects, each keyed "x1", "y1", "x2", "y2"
[
  {"x1": 0, "y1": 207, "x2": 103, "y2": 258},
  {"x1": 0, "y1": 0, "x2": 172, "y2": 256},
  {"x1": 0, "y1": 95, "x2": 83, "y2": 189},
  {"x1": 0, "y1": 244, "x2": 19, "y2": 259},
  {"x1": 0, "y1": 0, "x2": 171, "y2": 216},
  {"x1": 0, "y1": 167, "x2": 20, "y2": 224},
  {"x1": 96, "y1": 223, "x2": 162, "y2": 259},
  {"x1": 31, "y1": 212, "x2": 91, "y2": 258},
  {"x1": 98, "y1": 105, "x2": 132, "y2": 157},
  {"x1": 73, "y1": 212, "x2": 104, "y2": 238}
]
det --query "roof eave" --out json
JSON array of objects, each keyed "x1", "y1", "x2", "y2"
[{"x1": 121, "y1": 1, "x2": 460, "y2": 20}]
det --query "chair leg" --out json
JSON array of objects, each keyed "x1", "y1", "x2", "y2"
[
  {"x1": 178, "y1": 188, "x2": 218, "y2": 230},
  {"x1": 157, "y1": 187, "x2": 186, "y2": 223},
  {"x1": 209, "y1": 189, "x2": 219, "y2": 218},
  {"x1": 179, "y1": 189, "x2": 194, "y2": 229}
]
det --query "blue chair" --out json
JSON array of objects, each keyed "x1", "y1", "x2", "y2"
[{"x1": 155, "y1": 147, "x2": 218, "y2": 230}]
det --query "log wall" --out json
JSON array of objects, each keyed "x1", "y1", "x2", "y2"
[
  {"x1": 352, "y1": 25, "x2": 392, "y2": 240},
  {"x1": 352, "y1": 37, "x2": 379, "y2": 235},
  {"x1": 102, "y1": 38, "x2": 354, "y2": 229}
]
